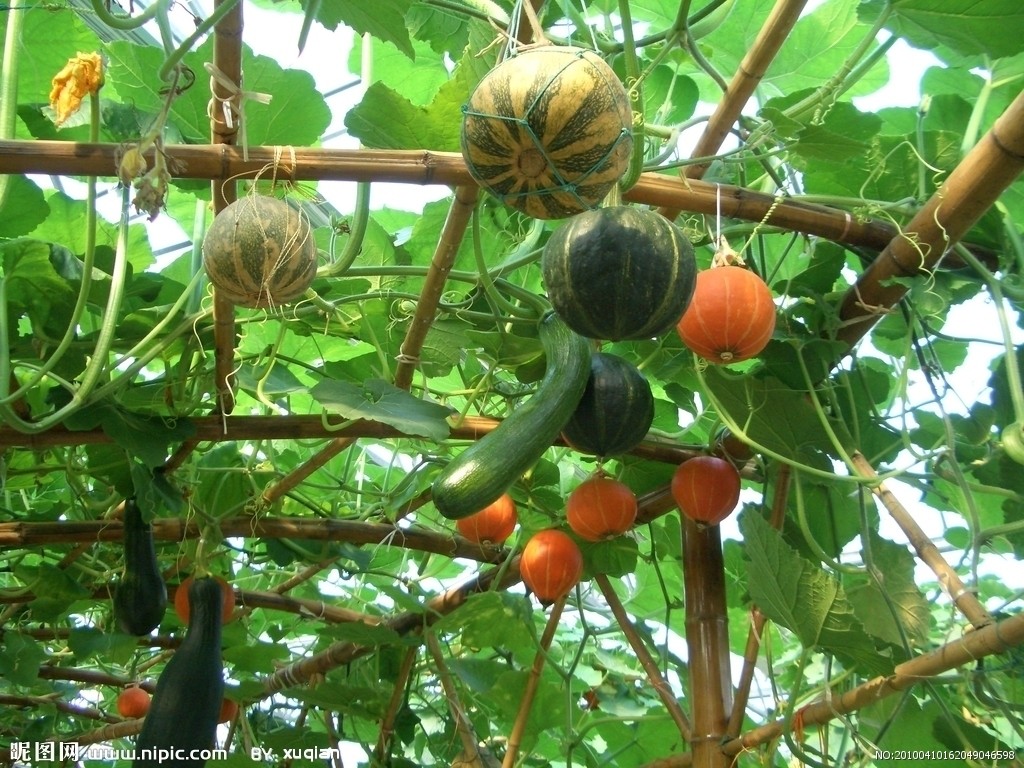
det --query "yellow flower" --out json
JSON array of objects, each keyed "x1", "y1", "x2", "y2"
[{"x1": 49, "y1": 52, "x2": 104, "y2": 127}]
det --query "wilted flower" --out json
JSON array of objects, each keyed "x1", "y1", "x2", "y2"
[
  {"x1": 116, "y1": 145, "x2": 148, "y2": 187},
  {"x1": 49, "y1": 52, "x2": 104, "y2": 127}
]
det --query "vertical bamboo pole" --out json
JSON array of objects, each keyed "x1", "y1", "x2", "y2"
[
  {"x1": 682, "y1": 518, "x2": 732, "y2": 768},
  {"x1": 210, "y1": 0, "x2": 244, "y2": 415}
]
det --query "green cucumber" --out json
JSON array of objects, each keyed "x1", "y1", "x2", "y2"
[
  {"x1": 433, "y1": 312, "x2": 592, "y2": 520},
  {"x1": 113, "y1": 497, "x2": 167, "y2": 636},
  {"x1": 134, "y1": 577, "x2": 224, "y2": 768}
]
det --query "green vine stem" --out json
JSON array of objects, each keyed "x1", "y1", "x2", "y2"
[
  {"x1": 954, "y1": 242, "x2": 1024, "y2": 461},
  {"x1": 616, "y1": 0, "x2": 645, "y2": 192},
  {"x1": 0, "y1": 89, "x2": 102, "y2": 426},
  {"x1": 0, "y1": 0, "x2": 23, "y2": 212},
  {"x1": 321, "y1": 181, "x2": 371, "y2": 277},
  {"x1": 471, "y1": 204, "x2": 548, "y2": 320},
  {"x1": 88, "y1": 0, "x2": 161, "y2": 30}
]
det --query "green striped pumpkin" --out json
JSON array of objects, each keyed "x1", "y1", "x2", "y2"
[
  {"x1": 202, "y1": 195, "x2": 317, "y2": 308},
  {"x1": 562, "y1": 352, "x2": 654, "y2": 457},
  {"x1": 541, "y1": 206, "x2": 696, "y2": 340},
  {"x1": 460, "y1": 46, "x2": 633, "y2": 220}
]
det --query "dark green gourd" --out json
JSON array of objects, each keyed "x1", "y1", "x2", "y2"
[
  {"x1": 113, "y1": 497, "x2": 167, "y2": 636},
  {"x1": 134, "y1": 577, "x2": 224, "y2": 768}
]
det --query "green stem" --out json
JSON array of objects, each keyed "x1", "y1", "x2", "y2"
[
  {"x1": 321, "y1": 182, "x2": 370, "y2": 277},
  {"x1": 88, "y1": 0, "x2": 161, "y2": 30},
  {"x1": 0, "y1": 0, "x2": 24, "y2": 210},
  {"x1": 471, "y1": 205, "x2": 547, "y2": 319},
  {"x1": 617, "y1": 0, "x2": 644, "y2": 191},
  {"x1": 961, "y1": 58, "x2": 992, "y2": 155},
  {"x1": 794, "y1": 471, "x2": 866, "y2": 575}
]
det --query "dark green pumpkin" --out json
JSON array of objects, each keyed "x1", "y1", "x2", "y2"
[
  {"x1": 541, "y1": 206, "x2": 696, "y2": 340},
  {"x1": 562, "y1": 352, "x2": 654, "y2": 457},
  {"x1": 134, "y1": 577, "x2": 224, "y2": 768},
  {"x1": 113, "y1": 497, "x2": 167, "y2": 636}
]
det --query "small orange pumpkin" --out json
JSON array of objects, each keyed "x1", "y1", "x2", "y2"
[
  {"x1": 671, "y1": 456, "x2": 741, "y2": 526},
  {"x1": 676, "y1": 265, "x2": 776, "y2": 363},
  {"x1": 566, "y1": 475, "x2": 637, "y2": 541},
  {"x1": 116, "y1": 686, "x2": 151, "y2": 719},
  {"x1": 519, "y1": 529, "x2": 583, "y2": 602},
  {"x1": 456, "y1": 493, "x2": 518, "y2": 546}
]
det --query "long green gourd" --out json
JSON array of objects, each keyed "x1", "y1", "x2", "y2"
[{"x1": 433, "y1": 312, "x2": 592, "y2": 520}]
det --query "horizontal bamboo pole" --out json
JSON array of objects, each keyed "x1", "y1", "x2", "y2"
[
  {"x1": 0, "y1": 139, "x2": 898, "y2": 250},
  {"x1": 0, "y1": 516, "x2": 506, "y2": 564},
  {"x1": 0, "y1": 414, "x2": 702, "y2": 465}
]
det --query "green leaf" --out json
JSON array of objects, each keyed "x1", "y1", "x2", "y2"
[
  {"x1": 740, "y1": 511, "x2": 894, "y2": 675},
  {"x1": 844, "y1": 531, "x2": 932, "y2": 649},
  {"x1": 0, "y1": 632, "x2": 47, "y2": 687},
  {"x1": 344, "y1": 79, "x2": 462, "y2": 151},
  {"x1": 236, "y1": 363, "x2": 307, "y2": 397},
  {"x1": 105, "y1": 39, "x2": 330, "y2": 146},
  {"x1": 223, "y1": 640, "x2": 291, "y2": 672},
  {"x1": 62, "y1": 402, "x2": 196, "y2": 469},
  {"x1": 0, "y1": 239, "x2": 78, "y2": 335},
  {"x1": 864, "y1": 0, "x2": 1024, "y2": 60},
  {"x1": 310, "y1": 378, "x2": 453, "y2": 440},
  {"x1": 432, "y1": 592, "x2": 533, "y2": 649},
  {"x1": 0, "y1": 176, "x2": 49, "y2": 238},
  {"x1": 312, "y1": 0, "x2": 415, "y2": 58},
  {"x1": 67, "y1": 627, "x2": 138, "y2": 664},
  {"x1": 348, "y1": 37, "x2": 452, "y2": 107},
  {"x1": 701, "y1": 367, "x2": 836, "y2": 467}
]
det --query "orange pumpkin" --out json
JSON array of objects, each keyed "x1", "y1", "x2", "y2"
[
  {"x1": 671, "y1": 456, "x2": 741, "y2": 525},
  {"x1": 519, "y1": 529, "x2": 583, "y2": 602},
  {"x1": 456, "y1": 493, "x2": 518, "y2": 546},
  {"x1": 116, "y1": 686, "x2": 151, "y2": 719},
  {"x1": 676, "y1": 265, "x2": 776, "y2": 363},
  {"x1": 566, "y1": 475, "x2": 637, "y2": 541}
]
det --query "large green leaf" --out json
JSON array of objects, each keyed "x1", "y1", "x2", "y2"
[
  {"x1": 312, "y1": 0, "x2": 415, "y2": 58},
  {"x1": 740, "y1": 511, "x2": 894, "y2": 676},
  {"x1": 701, "y1": 367, "x2": 837, "y2": 467},
  {"x1": 62, "y1": 401, "x2": 196, "y2": 469},
  {"x1": 844, "y1": 531, "x2": 932, "y2": 650},
  {"x1": 310, "y1": 378, "x2": 453, "y2": 440},
  {"x1": 863, "y1": 0, "x2": 1024, "y2": 60},
  {"x1": 105, "y1": 38, "x2": 330, "y2": 146},
  {"x1": 0, "y1": 176, "x2": 49, "y2": 238},
  {"x1": 0, "y1": 239, "x2": 78, "y2": 335}
]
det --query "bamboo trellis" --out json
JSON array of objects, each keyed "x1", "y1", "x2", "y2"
[{"x1": 2, "y1": 0, "x2": 1024, "y2": 765}]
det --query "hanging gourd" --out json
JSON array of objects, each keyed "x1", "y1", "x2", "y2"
[
  {"x1": 202, "y1": 195, "x2": 318, "y2": 308},
  {"x1": 542, "y1": 206, "x2": 696, "y2": 340},
  {"x1": 676, "y1": 238, "x2": 776, "y2": 363},
  {"x1": 460, "y1": 46, "x2": 633, "y2": 219},
  {"x1": 519, "y1": 529, "x2": 583, "y2": 602}
]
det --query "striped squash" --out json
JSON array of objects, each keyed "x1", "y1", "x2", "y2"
[
  {"x1": 541, "y1": 206, "x2": 696, "y2": 340},
  {"x1": 202, "y1": 195, "x2": 317, "y2": 308},
  {"x1": 562, "y1": 352, "x2": 654, "y2": 457},
  {"x1": 460, "y1": 46, "x2": 633, "y2": 220}
]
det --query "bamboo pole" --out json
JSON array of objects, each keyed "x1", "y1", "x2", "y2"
[
  {"x1": 373, "y1": 646, "x2": 419, "y2": 766},
  {"x1": 0, "y1": 140, "x2": 901, "y2": 251},
  {"x1": 394, "y1": 185, "x2": 479, "y2": 390},
  {"x1": 501, "y1": 595, "x2": 566, "y2": 768},
  {"x1": 259, "y1": 437, "x2": 357, "y2": 506},
  {"x1": 834, "y1": 87, "x2": 1024, "y2": 350},
  {"x1": 0, "y1": 415, "x2": 704, "y2": 467},
  {"x1": 209, "y1": 0, "x2": 244, "y2": 414},
  {"x1": 682, "y1": 518, "x2": 732, "y2": 768},
  {"x1": 850, "y1": 452, "x2": 993, "y2": 628},
  {"x1": 595, "y1": 574, "x2": 692, "y2": 741},
  {"x1": 0, "y1": 516, "x2": 507, "y2": 564}
]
